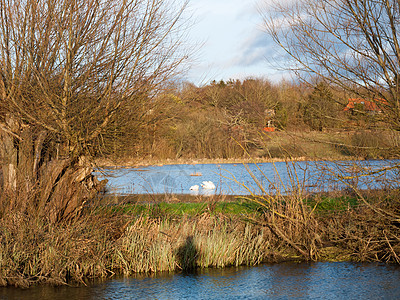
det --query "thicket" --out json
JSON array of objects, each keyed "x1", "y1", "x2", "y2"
[{"x1": 0, "y1": 0, "x2": 190, "y2": 223}]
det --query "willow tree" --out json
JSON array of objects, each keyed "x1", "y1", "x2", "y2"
[
  {"x1": 262, "y1": 0, "x2": 400, "y2": 131},
  {"x1": 0, "y1": 0, "x2": 189, "y2": 222}
]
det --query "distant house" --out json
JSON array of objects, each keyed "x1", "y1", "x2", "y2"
[
  {"x1": 263, "y1": 109, "x2": 276, "y2": 132},
  {"x1": 344, "y1": 98, "x2": 387, "y2": 113}
]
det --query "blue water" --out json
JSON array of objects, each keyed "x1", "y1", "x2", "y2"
[
  {"x1": 2, "y1": 262, "x2": 400, "y2": 299},
  {"x1": 95, "y1": 160, "x2": 400, "y2": 195}
]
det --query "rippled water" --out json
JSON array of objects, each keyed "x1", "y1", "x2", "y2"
[
  {"x1": 95, "y1": 160, "x2": 400, "y2": 195},
  {"x1": 1, "y1": 262, "x2": 400, "y2": 299}
]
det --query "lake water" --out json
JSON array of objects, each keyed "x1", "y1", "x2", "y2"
[
  {"x1": 2, "y1": 262, "x2": 400, "y2": 299},
  {"x1": 96, "y1": 160, "x2": 399, "y2": 196},
  {"x1": 49, "y1": 160, "x2": 400, "y2": 299}
]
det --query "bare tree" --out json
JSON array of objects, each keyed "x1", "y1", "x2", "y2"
[
  {"x1": 0, "y1": 0, "x2": 190, "y2": 222},
  {"x1": 261, "y1": 0, "x2": 400, "y2": 130}
]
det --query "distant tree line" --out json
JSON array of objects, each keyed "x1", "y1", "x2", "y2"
[{"x1": 99, "y1": 77, "x2": 390, "y2": 161}]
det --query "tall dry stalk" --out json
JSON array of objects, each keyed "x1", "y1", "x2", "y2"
[
  {"x1": 319, "y1": 160, "x2": 400, "y2": 262},
  {"x1": 225, "y1": 155, "x2": 323, "y2": 260}
]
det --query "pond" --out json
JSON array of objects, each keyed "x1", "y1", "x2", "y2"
[
  {"x1": 2, "y1": 262, "x2": 400, "y2": 299},
  {"x1": 95, "y1": 160, "x2": 400, "y2": 196}
]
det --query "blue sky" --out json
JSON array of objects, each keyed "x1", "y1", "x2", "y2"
[{"x1": 185, "y1": 0, "x2": 287, "y2": 85}]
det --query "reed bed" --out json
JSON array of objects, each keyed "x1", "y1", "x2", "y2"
[
  {"x1": 1, "y1": 162, "x2": 400, "y2": 288},
  {"x1": 0, "y1": 207, "x2": 270, "y2": 288}
]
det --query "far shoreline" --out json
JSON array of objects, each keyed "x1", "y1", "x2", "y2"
[{"x1": 95, "y1": 155, "x2": 364, "y2": 169}]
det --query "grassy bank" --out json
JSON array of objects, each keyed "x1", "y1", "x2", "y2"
[{"x1": 1, "y1": 189, "x2": 400, "y2": 288}]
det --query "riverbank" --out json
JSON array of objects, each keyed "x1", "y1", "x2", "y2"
[
  {"x1": 95, "y1": 155, "x2": 365, "y2": 170},
  {"x1": 95, "y1": 156, "x2": 312, "y2": 168},
  {"x1": 95, "y1": 129, "x2": 399, "y2": 168},
  {"x1": 1, "y1": 189, "x2": 399, "y2": 288}
]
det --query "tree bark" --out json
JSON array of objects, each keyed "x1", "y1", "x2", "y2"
[{"x1": 0, "y1": 121, "x2": 107, "y2": 223}]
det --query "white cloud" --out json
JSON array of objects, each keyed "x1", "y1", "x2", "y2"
[{"x1": 185, "y1": 0, "x2": 289, "y2": 84}]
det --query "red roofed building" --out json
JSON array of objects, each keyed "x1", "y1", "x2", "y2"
[{"x1": 344, "y1": 98, "x2": 387, "y2": 113}]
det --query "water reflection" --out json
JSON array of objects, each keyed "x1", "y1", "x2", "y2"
[{"x1": 2, "y1": 262, "x2": 400, "y2": 299}]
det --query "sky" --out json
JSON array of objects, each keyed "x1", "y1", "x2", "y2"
[{"x1": 184, "y1": 0, "x2": 288, "y2": 85}]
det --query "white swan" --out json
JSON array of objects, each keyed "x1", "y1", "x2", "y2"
[
  {"x1": 189, "y1": 185, "x2": 199, "y2": 191},
  {"x1": 201, "y1": 181, "x2": 215, "y2": 189}
]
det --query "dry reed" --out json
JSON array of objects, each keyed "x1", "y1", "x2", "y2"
[{"x1": 0, "y1": 208, "x2": 269, "y2": 288}]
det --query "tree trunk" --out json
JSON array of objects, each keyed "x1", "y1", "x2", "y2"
[
  {"x1": 0, "y1": 116, "x2": 19, "y2": 203},
  {"x1": 0, "y1": 119, "x2": 107, "y2": 222}
]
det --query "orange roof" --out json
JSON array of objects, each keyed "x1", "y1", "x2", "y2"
[
  {"x1": 263, "y1": 127, "x2": 275, "y2": 132},
  {"x1": 344, "y1": 98, "x2": 387, "y2": 112}
]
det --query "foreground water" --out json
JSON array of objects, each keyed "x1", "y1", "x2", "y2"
[
  {"x1": 1, "y1": 262, "x2": 400, "y2": 299},
  {"x1": 96, "y1": 160, "x2": 400, "y2": 195}
]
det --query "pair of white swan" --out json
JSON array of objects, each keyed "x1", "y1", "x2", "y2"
[{"x1": 190, "y1": 181, "x2": 215, "y2": 191}]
